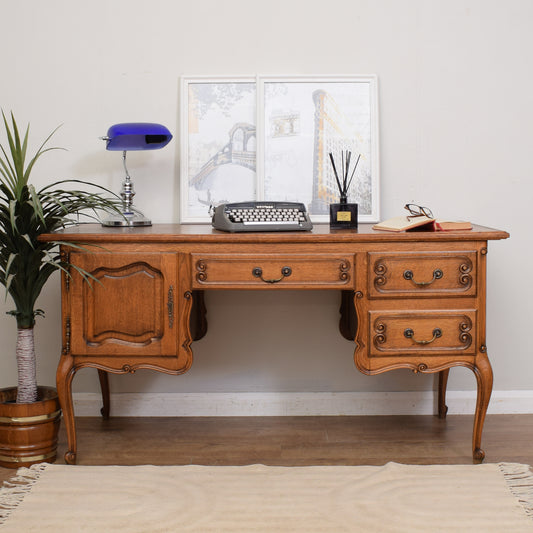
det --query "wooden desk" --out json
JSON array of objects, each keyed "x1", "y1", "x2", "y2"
[{"x1": 42, "y1": 223, "x2": 509, "y2": 464}]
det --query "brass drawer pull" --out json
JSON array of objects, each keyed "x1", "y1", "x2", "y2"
[
  {"x1": 404, "y1": 327, "x2": 442, "y2": 345},
  {"x1": 403, "y1": 268, "x2": 443, "y2": 286},
  {"x1": 252, "y1": 266, "x2": 292, "y2": 284}
]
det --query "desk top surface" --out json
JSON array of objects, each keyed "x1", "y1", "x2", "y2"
[{"x1": 41, "y1": 223, "x2": 510, "y2": 244}]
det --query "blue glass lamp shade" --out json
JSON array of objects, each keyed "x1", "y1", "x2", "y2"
[
  {"x1": 104, "y1": 122, "x2": 172, "y2": 151},
  {"x1": 101, "y1": 122, "x2": 173, "y2": 227}
]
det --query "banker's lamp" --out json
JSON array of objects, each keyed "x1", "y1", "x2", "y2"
[{"x1": 101, "y1": 122, "x2": 172, "y2": 226}]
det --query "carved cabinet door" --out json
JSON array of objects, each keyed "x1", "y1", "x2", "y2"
[{"x1": 67, "y1": 252, "x2": 178, "y2": 357}]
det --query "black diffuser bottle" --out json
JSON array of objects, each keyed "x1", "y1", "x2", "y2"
[
  {"x1": 329, "y1": 194, "x2": 358, "y2": 230},
  {"x1": 329, "y1": 151, "x2": 359, "y2": 229}
]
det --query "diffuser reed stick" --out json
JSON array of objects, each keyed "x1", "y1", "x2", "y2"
[{"x1": 329, "y1": 150, "x2": 361, "y2": 203}]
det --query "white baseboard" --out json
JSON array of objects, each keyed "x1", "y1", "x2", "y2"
[{"x1": 71, "y1": 390, "x2": 533, "y2": 417}]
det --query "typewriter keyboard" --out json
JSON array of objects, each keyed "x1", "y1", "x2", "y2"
[{"x1": 211, "y1": 201, "x2": 313, "y2": 232}]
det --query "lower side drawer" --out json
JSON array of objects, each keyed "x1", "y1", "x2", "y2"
[{"x1": 369, "y1": 309, "x2": 477, "y2": 357}]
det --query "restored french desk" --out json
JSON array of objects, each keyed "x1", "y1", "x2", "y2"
[{"x1": 41, "y1": 223, "x2": 509, "y2": 464}]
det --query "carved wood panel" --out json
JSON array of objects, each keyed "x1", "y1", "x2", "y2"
[
  {"x1": 69, "y1": 253, "x2": 178, "y2": 356},
  {"x1": 86, "y1": 262, "x2": 164, "y2": 344}
]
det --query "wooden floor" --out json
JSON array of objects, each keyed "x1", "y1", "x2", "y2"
[{"x1": 2, "y1": 414, "x2": 533, "y2": 483}]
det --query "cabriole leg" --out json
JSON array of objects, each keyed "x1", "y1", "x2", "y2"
[
  {"x1": 56, "y1": 355, "x2": 78, "y2": 465},
  {"x1": 472, "y1": 352, "x2": 493, "y2": 463}
]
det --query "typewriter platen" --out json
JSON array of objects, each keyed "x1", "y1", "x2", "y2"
[{"x1": 211, "y1": 201, "x2": 313, "y2": 233}]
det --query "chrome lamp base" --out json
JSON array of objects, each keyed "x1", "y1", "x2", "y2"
[
  {"x1": 101, "y1": 150, "x2": 152, "y2": 227},
  {"x1": 101, "y1": 211, "x2": 151, "y2": 227}
]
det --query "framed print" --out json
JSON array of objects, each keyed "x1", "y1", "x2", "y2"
[
  {"x1": 259, "y1": 76, "x2": 379, "y2": 222},
  {"x1": 180, "y1": 75, "x2": 379, "y2": 223},
  {"x1": 180, "y1": 76, "x2": 257, "y2": 222}
]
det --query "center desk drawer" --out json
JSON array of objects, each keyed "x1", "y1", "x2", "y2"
[{"x1": 192, "y1": 254, "x2": 353, "y2": 288}]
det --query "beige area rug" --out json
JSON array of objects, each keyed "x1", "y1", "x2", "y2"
[{"x1": 1, "y1": 462, "x2": 532, "y2": 532}]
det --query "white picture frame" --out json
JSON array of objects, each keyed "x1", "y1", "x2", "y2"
[
  {"x1": 180, "y1": 75, "x2": 379, "y2": 223},
  {"x1": 180, "y1": 76, "x2": 257, "y2": 223}
]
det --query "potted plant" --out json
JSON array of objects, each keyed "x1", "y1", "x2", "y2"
[{"x1": 0, "y1": 111, "x2": 120, "y2": 467}]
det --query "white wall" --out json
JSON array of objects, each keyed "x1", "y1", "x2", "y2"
[{"x1": 1, "y1": 0, "x2": 531, "y2": 408}]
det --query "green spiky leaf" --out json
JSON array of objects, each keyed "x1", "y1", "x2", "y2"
[{"x1": 0, "y1": 111, "x2": 122, "y2": 328}]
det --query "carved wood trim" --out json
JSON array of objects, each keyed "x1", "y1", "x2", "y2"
[
  {"x1": 196, "y1": 260, "x2": 207, "y2": 282},
  {"x1": 339, "y1": 261, "x2": 351, "y2": 281},
  {"x1": 181, "y1": 291, "x2": 194, "y2": 353},
  {"x1": 62, "y1": 317, "x2": 71, "y2": 355}
]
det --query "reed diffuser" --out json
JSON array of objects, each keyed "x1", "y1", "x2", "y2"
[{"x1": 329, "y1": 150, "x2": 360, "y2": 229}]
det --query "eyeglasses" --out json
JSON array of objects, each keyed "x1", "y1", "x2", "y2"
[{"x1": 404, "y1": 203, "x2": 434, "y2": 219}]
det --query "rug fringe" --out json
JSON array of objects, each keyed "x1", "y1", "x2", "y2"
[
  {"x1": 499, "y1": 462, "x2": 533, "y2": 518},
  {"x1": 0, "y1": 463, "x2": 49, "y2": 525}
]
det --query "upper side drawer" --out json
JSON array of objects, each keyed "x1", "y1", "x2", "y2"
[
  {"x1": 191, "y1": 254, "x2": 353, "y2": 289},
  {"x1": 368, "y1": 251, "x2": 477, "y2": 298}
]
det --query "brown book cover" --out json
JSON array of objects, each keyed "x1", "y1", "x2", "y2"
[{"x1": 434, "y1": 220, "x2": 472, "y2": 231}]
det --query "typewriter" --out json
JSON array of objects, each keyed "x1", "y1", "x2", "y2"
[{"x1": 211, "y1": 201, "x2": 313, "y2": 233}]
